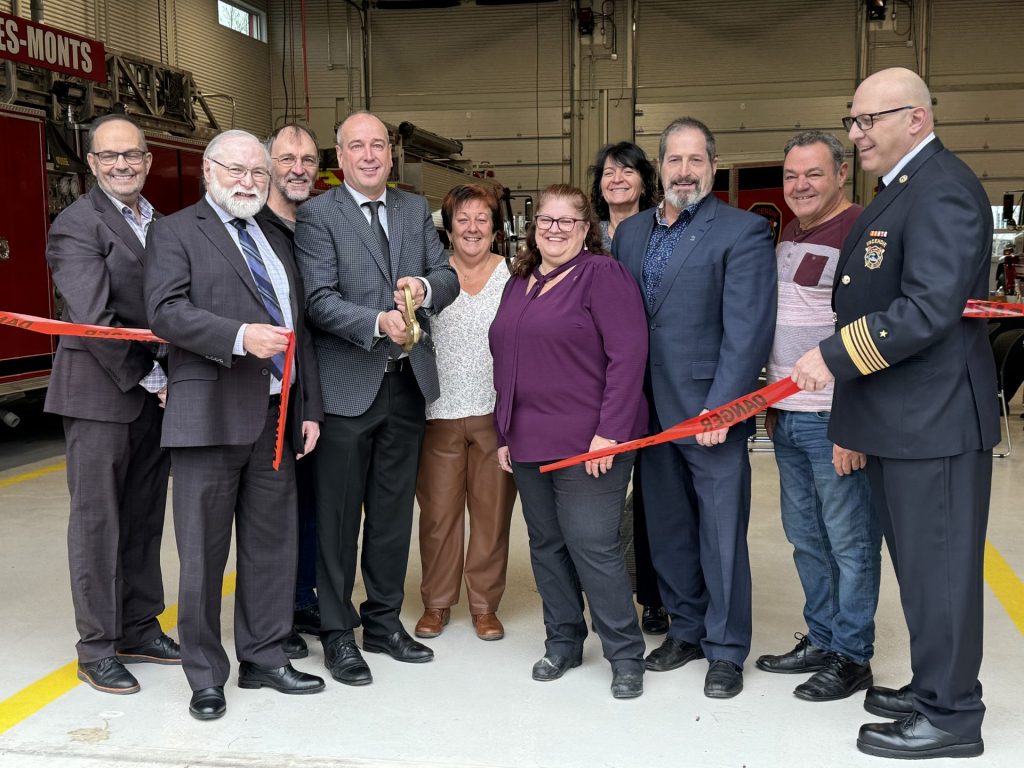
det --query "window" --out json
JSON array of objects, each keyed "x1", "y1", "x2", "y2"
[{"x1": 217, "y1": 0, "x2": 266, "y2": 42}]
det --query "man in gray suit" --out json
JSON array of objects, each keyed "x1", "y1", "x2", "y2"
[
  {"x1": 146, "y1": 129, "x2": 326, "y2": 720},
  {"x1": 294, "y1": 111, "x2": 459, "y2": 686},
  {"x1": 613, "y1": 117, "x2": 777, "y2": 699},
  {"x1": 45, "y1": 113, "x2": 179, "y2": 695}
]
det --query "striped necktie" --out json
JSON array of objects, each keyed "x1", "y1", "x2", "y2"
[{"x1": 230, "y1": 218, "x2": 285, "y2": 380}]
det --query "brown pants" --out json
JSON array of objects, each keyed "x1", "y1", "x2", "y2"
[{"x1": 415, "y1": 414, "x2": 517, "y2": 614}]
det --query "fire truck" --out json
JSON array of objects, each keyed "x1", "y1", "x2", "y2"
[{"x1": 0, "y1": 12, "x2": 219, "y2": 427}]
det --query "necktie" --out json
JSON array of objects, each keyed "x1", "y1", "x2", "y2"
[
  {"x1": 363, "y1": 200, "x2": 391, "y2": 275},
  {"x1": 230, "y1": 218, "x2": 286, "y2": 380}
]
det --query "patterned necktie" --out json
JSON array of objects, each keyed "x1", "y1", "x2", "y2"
[
  {"x1": 230, "y1": 218, "x2": 285, "y2": 380},
  {"x1": 363, "y1": 201, "x2": 391, "y2": 276}
]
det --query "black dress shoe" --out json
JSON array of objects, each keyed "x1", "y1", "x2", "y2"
[
  {"x1": 324, "y1": 639, "x2": 373, "y2": 686},
  {"x1": 293, "y1": 604, "x2": 321, "y2": 635},
  {"x1": 644, "y1": 637, "x2": 704, "y2": 672},
  {"x1": 116, "y1": 634, "x2": 182, "y2": 665},
  {"x1": 610, "y1": 666, "x2": 644, "y2": 699},
  {"x1": 77, "y1": 657, "x2": 140, "y2": 695},
  {"x1": 704, "y1": 660, "x2": 743, "y2": 699},
  {"x1": 531, "y1": 654, "x2": 582, "y2": 681},
  {"x1": 864, "y1": 684, "x2": 915, "y2": 719},
  {"x1": 363, "y1": 630, "x2": 434, "y2": 663},
  {"x1": 794, "y1": 653, "x2": 873, "y2": 701},
  {"x1": 755, "y1": 633, "x2": 829, "y2": 674},
  {"x1": 857, "y1": 712, "x2": 984, "y2": 759},
  {"x1": 189, "y1": 686, "x2": 226, "y2": 720},
  {"x1": 641, "y1": 605, "x2": 669, "y2": 635},
  {"x1": 283, "y1": 629, "x2": 308, "y2": 660},
  {"x1": 237, "y1": 661, "x2": 325, "y2": 694}
]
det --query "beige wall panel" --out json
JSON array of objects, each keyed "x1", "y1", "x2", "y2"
[
  {"x1": 636, "y1": 0, "x2": 857, "y2": 95},
  {"x1": 930, "y1": 0, "x2": 1024, "y2": 86},
  {"x1": 636, "y1": 95, "x2": 852, "y2": 137},
  {"x1": 461, "y1": 138, "x2": 566, "y2": 167},
  {"x1": 105, "y1": 0, "x2": 164, "y2": 61},
  {"x1": 174, "y1": 0, "x2": 272, "y2": 134},
  {"x1": 372, "y1": 106, "x2": 565, "y2": 141},
  {"x1": 23, "y1": 1, "x2": 95, "y2": 36}
]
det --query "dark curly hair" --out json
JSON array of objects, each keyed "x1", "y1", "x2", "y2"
[
  {"x1": 587, "y1": 142, "x2": 658, "y2": 221},
  {"x1": 511, "y1": 184, "x2": 605, "y2": 278}
]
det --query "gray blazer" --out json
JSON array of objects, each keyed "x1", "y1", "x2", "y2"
[
  {"x1": 144, "y1": 197, "x2": 323, "y2": 452},
  {"x1": 44, "y1": 185, "x2": 161, "y2": 423},
  {"x1": 294, "y1": 184, "x2": 459, "y2": 417},
  {"x1": 613, "y1": 195, "x2": 778, "y2": 442}
]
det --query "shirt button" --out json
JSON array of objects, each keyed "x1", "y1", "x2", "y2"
[
  {"x1": 649, "y1": 323, "x2": 657, "y2": 331},
  {"x1": 841, "y1": 275, "x2": 851, "y2": 285}
]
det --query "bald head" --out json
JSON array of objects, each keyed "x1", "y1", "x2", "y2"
[
  {"x1": 848, "y1": 68, "x2": 934, "y2": 176},
  {"x1": 335, "y1": 111, "x2": 392, "y2": 199}
]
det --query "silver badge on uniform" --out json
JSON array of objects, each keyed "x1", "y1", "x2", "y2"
[{"x1": 864, "y1": 238, "x2": 886, "y2": 270}]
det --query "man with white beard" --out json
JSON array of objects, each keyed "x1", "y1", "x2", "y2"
[{"x1": 145, "y1": 129, "x2": 326, "y2": 721}]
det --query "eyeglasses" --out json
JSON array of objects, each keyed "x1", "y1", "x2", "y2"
[
  {"x1": 90, "y1": 150, "x2": 147, "y2": 166},
  {"x1": 535, "y1": 215, "x2": 586, "y2": 231},
  {"x1": 272, "y1": 154, "x2": 319, "y2": 169},
  {"x1": 207, "y1": 156, "x2": 270, "y2": 183},
  {"x1": 842, "y1": 106, "x2": 914, "y2": 132}
]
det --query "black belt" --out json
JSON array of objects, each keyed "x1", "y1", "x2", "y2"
[{"x1": 385, "y1": 358, "x2": 409, "y2": 373}]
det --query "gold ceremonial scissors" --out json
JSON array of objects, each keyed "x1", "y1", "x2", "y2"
[{"x1": 401, "y1": 285, "x2": 421, "y2": 353}]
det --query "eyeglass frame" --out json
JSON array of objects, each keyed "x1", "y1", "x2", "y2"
[
  {"x1": 534, "y1": 214, "x2": 588, "y2": 231},
  {"x1": 207, "y1": 156, "x2": 271, "y2": 183},
  {"x1": 89, "y1": 149, "x2": 149, "y2": 166},
  {"x1": 272, "y1": 154, "x2": 319, "y2": 169},
  {"x1": 842, "y1": 105, "x2": 915, "y2": 132}
]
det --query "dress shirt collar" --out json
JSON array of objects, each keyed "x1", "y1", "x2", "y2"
[
  {"x1": 205, "y1": 193, "x2": 255, "y2": 228},
  {"x1": 882, "y1": 132, "x2": 936, "y2": 187},
  {"x1": 344, "y1": 182, "x2": 388, "y2": 210},
  {"x1": 101, "y1": 189, "x2": 154, "y2": 224}
]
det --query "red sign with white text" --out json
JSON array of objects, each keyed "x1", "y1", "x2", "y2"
[{"x1": 0, "y1": 12, "x2": 106, "y2": 83}]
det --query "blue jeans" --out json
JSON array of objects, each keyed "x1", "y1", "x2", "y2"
[{"x1": 772, "y1": 410, "x2": 881, "y2": 664}]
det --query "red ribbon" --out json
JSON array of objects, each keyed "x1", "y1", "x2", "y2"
[
  {"x1": 541, "y1": 299, "x2": 1024, "y2": 474},
  {"x1": 0, "y1": 310, "x2": 294, "y2": 470}
]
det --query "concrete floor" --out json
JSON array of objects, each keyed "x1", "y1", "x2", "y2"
[{"x1": 0, "y1": 404, "x2": 1022, "y2": 768}]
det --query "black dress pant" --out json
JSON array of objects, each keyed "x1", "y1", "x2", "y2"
[
  {"x1": 513, "y1": 455, "x2": 645, "y2": 669},
  {"x1": 630, "y1": 457, "x2": 663, "y2": 609},
  {"x1": 64, "y1": 396, "x2": 170, "y2": 662},
  {"x1": 867, "y1": 450, "x2": 991, "y2": 740},
  {"x1": 315, "y1": 368, "x2": 426, "y2": 644}
]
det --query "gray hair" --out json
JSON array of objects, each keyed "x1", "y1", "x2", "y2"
[
  {"x1": 266, "y1": 122, "x2": 319, "y2": 154},
  {"x1": 783, "y1": 131, "x2": 845, "y2": 174},
  {"x1": 87, "y1": 113, "x2": 147, "y2": 153},
  {"x1": 204, "y1": 129, "x2": 270, "y2": 165},
  {"x1": 659, "y1": 117, "x2": 716, "y2": 164}
]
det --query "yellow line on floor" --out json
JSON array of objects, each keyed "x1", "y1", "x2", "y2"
[
  {"x1": 985, "y1": 541, "x2": 1024, "y2": 636},
  {"x1": 0, "y1": 573, "x2": 236, "y2": 736},
  {"x1": 0, "y1": 460, "x2": 66, "y2": 489}
]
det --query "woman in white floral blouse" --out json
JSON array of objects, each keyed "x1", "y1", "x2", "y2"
[{"x1": 413, "y1": 184, "x2": 518, "y2": 642}]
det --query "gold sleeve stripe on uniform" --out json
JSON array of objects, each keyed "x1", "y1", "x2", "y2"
[
  {"x1": 840, "y1": 324, "x2": 873, "y2": 375},
  {"x1": 851, "y1": 317, "x2": 889, "y2": 372}
]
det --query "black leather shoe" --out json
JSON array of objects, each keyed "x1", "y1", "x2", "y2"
[
  {"x1": 363, "y1": 630, "x2": 434, "y2": 663},
  {"x1": 531, "y1": 654, "x2": 582, "y2": 681},
  {"x1": 864, "y1": 684, "x2": 915, "y2": 719},
  {"x1": 645, "y1": 637, "x2": 704, "y2": 672},
  {"x1": 293, "y1": 604, "x2": 321, "y2": 635},
  {"x1": 237, "y1": 661, "x2": 325, "y2": 694},
  {"x1": 116, "y1": 634, "x2": 182, "y2": 665},
  {"x1": 610, "y1": 666, "x2": 644, "y2": 699},
  {"x1": 189, "y1": 686, "x2": 226, "y2": 720},
  {"x1": 77, "y1": 657, "x2": 140, "y2": 695},
  {"x1": 755, "y1": 633, "x2": 829, "y2": 674},
  {"x1": 324, "y1": 639, "x2": 373, "y2": 686},
  {"x1": 641, "y1": 605, "x2": 669, "y2": 635},
  {"x1": 794, "y1": 653, "x2": 873, "y2": 701},
  {"x1": 857, "y1": 712, "x2": 984, "y2": 759},
  {"x1": 283, "y1": 629, "x2": 308, "y2": 660},
  {"x1": 704, "y1": 660, "x2": 743, "y2": 699}
]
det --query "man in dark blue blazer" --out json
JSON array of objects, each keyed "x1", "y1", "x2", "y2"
[
  {"x1": 792, "y1": 68, "x2": 998, "y2": 760},
  {"x1": 613, "y1": 117, "x2": 777, "y2": 699}
]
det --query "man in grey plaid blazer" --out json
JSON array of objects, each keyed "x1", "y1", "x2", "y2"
[{"x1": 294, "y1": 112, "x2": 459, "y2": 686}]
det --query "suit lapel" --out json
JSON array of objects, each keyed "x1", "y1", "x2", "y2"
[
  {"x1": 385, "y1": 191, "x2": 402, "y2": 281},
  {"x1": 650, "y1": 196, "x2": 718, "y2": 316},
  {"x1": 336, "y1": 186, "x2": 392, "y2": 282},
  {"x1": 90, "y1": 185, "x2": 146, "y2": 264},
  {"x1": 195, "y1": 198, "x2": 263, "y2": 305},
  {"x1": 835, "y1": 138, "x2": 945, "y2": 284},
  {"x1": 620, "y1": 211, "x2": 655, "y2": 286}
]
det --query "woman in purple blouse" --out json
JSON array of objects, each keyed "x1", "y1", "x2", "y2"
[{"x1": 489, "y1": 184, "x2": 649, "y2": 699}]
